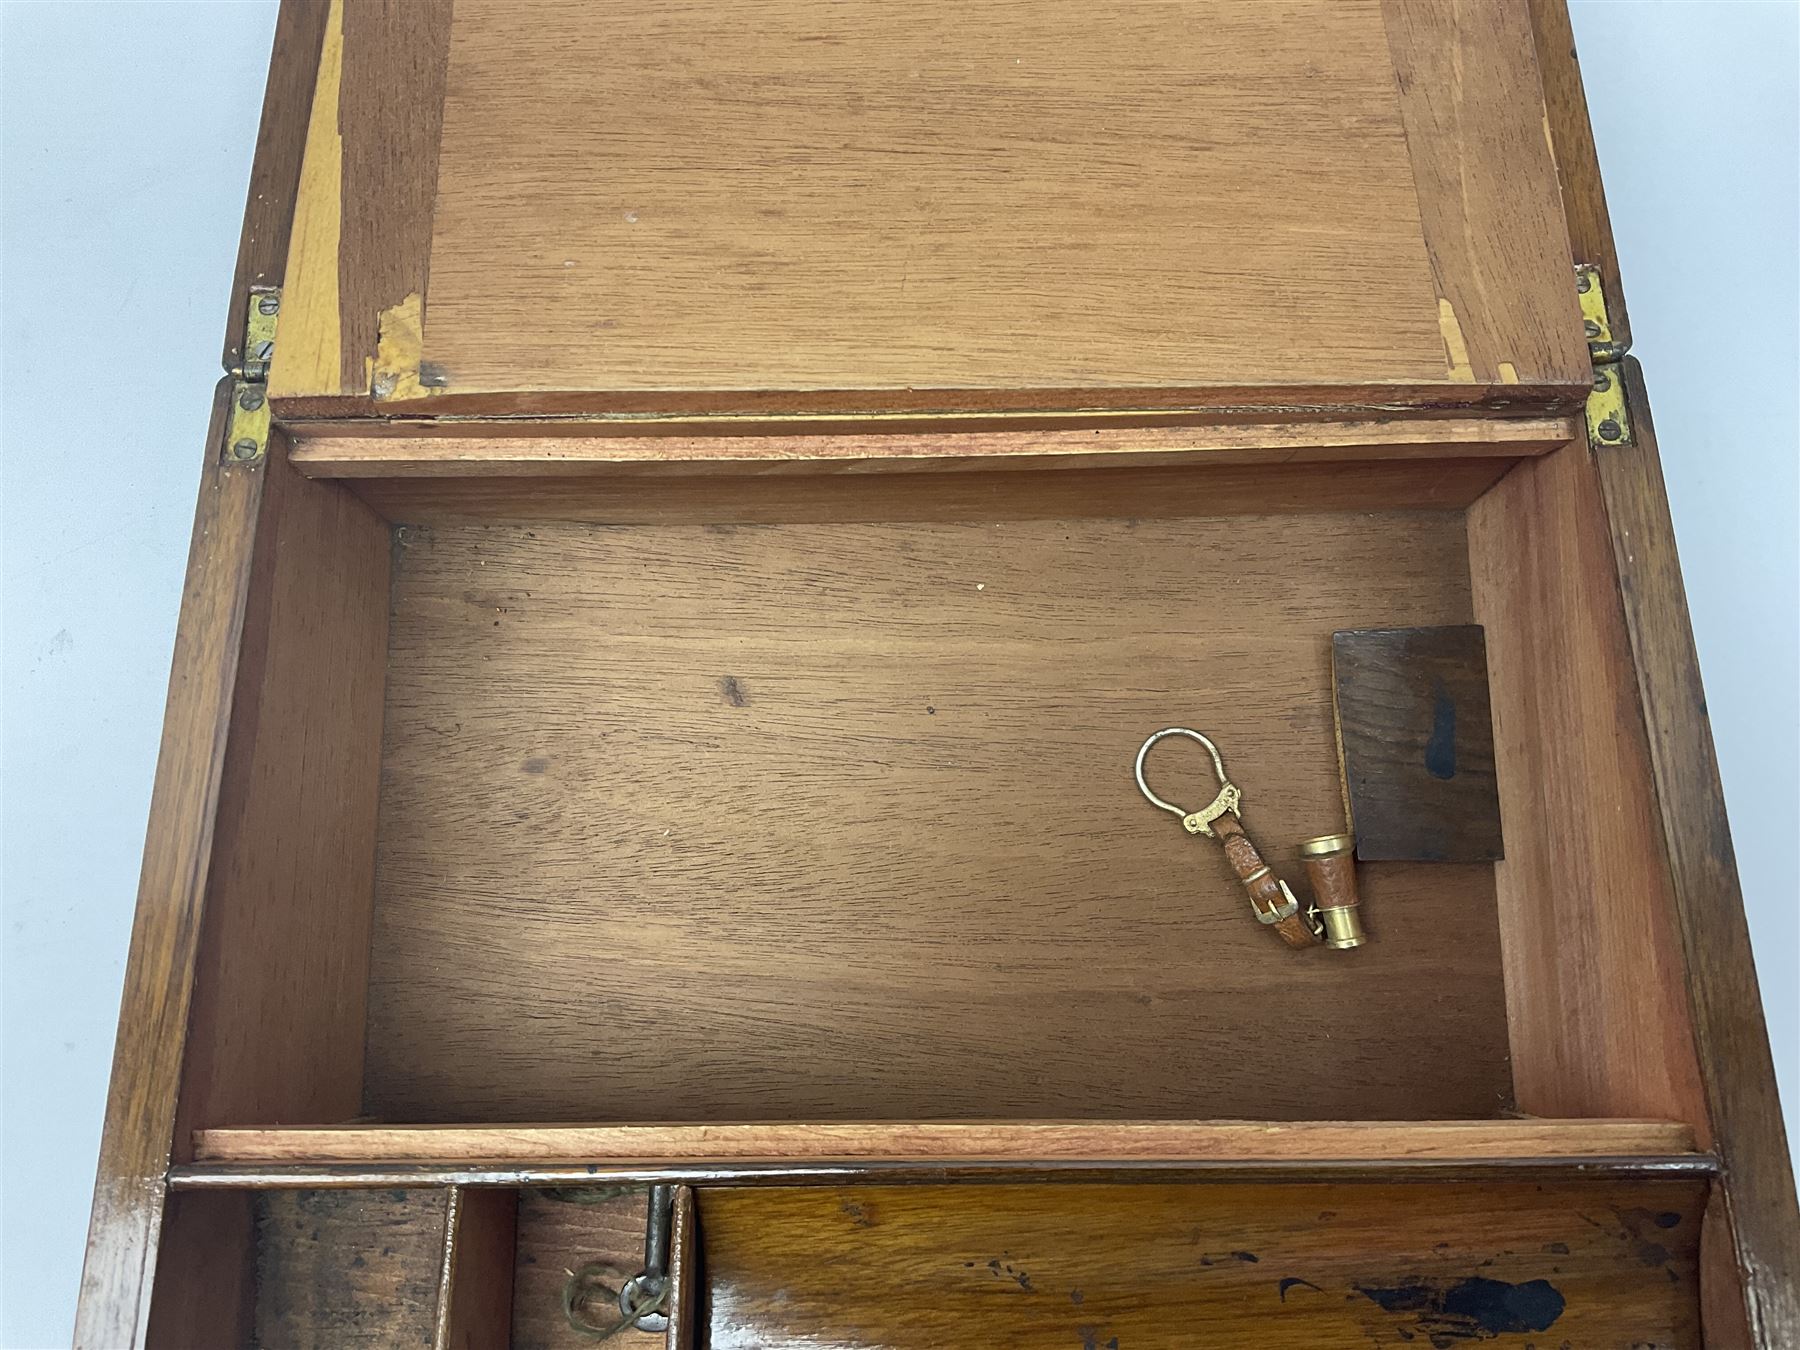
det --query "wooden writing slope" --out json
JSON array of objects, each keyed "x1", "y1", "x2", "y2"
[{"x1": 79, "y1": 2, "x2": 1796, "y2": 1348}]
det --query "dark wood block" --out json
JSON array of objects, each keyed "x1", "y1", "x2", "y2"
[{"x1": 1333, "y1": 625, "x2": 1503, "y2": 862}]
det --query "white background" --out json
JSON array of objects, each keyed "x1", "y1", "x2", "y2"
[{"x1": 1, "y1": 3, "x2": 1795, "y2": 1345}]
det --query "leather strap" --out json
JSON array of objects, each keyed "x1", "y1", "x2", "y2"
[
  {"x1": 1302, "y1": 847, "x2": 1366, "y2": 948},
  {"x1": 1211, "y1": 816, "x2": 1322, "y2": 948}
]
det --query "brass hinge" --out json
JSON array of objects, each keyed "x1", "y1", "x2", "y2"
[
  {"x1": 223, "y1": 287, "x2": 280, "y2": 465},
  {"x1": 1575, "y1": 264, "x2": 1631, "y2": 449}
]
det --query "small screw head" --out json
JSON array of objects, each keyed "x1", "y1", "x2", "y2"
[
  {"x1": 231, "y1": 438, "x2": 261, "y2": 461},
  {"x1": 1597, "y1": 418, "x2": 1623, "y2": 442},
  {"x1": 257, "y1": 294, "x2": 281, "y2": 315},
  {"x1": 1576, "y1": 271, "x2": 1593, "y2": 293},
  {"x1": 1583, "y1": 318, "x2": 1602, "y2": 338},
  {"x1": 1592, "y1": 370, "x2": 1611, "y2": 392},
  {"x1": 238, "y1": 389, "x2": 265, "y2": 412}
]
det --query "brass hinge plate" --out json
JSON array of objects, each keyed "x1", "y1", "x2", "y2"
[
  {"x1": 1575, "y1": 264, "x2": 1631, "y2": 449},
  {"x1": 224, "y1": 287, "x2": 280, "y2": 465}
]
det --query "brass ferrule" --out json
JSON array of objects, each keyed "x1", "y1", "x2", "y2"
[
  {"x1": 1298, "y1": 832, "x2": 1354, "y2": 859},
  {"x1": 1318, "y1": 903, "x2": 1368, "y2": 950}
]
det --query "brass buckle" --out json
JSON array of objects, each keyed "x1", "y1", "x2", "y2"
[
  {"x1": 1254, "y1": 878, "x2": 1301, "y2": 925},
  {"x1": 1133, "y1": 727, "x2": 1242, "y2": 838}
]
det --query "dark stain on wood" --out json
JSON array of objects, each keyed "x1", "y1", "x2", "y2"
[
  {"x1": 839, "y1": 1198, "x2": 876, "y2": 1228},
  {"x1": 986, "y1": 1255, "x2": 1034, "y2": 1292},
  {"x1": 1198, "y1": 1248, "x2": 1261, "y2": 1268},
  {"x1": 720, "y1": 675, "x2": 749, "y2": 707},
  {"x1": 1426, "y1": 678, "x2": 1457, "y2": 779},
  {"x1": 1279, "y1": 1276, "x2": 1324, "y2": 1301},
  {"x1": 1607, "y1": 1205, "x2": 1692, "y2": 1270},
  {"x1": 1357, "y1": 1275, "x2": 1565, "y2": 1345}
]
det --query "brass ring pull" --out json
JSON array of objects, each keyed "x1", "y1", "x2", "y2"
[{"x1": 1133, "y1": 727, "x2": 1242, "y2": 837}]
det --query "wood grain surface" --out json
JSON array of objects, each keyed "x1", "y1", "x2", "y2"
[
  {"x1": 335, "y1": 0, "x2": 453, "y2": 396},
  {"x1": 143, "y1": 1191, "x2": 256, "y2": 1350},
  {"x1": 347, "y1": 457, "x2": 1519, "y2": 529},
  {"x1": 280, "y1": 415, "x2": 1576, "y2": 464},
  {"x1": 267, "y1": 0, "x2": 346, "y2": 403},
  {"x1": 251, "y1": 1189, "x2": 450, "y2": 1349},
  {"x1": 1332, "y1": 625, "x2": 1503, "y2": 862},
  {"x1": 223, "y1": 0, "x2": 330, "y2": 371},
  {"x1": 1528, "y1": 7, "x2": 1795, "y2": 1343},
  {"x1": 359, "y1": 509, "x2": 1511, "y2": 1124},
  {"x1": 79, "y1": 2, "x2": 331, "y2": 1340},
  {"x1": 512, "y1": 1188, "x2": 664, "y2": 1350},
  {"x1": 75, "y1": 385, "x2": 269, "y2": 1350},
  {"x1": 270, "y1": 0, "x2": 1588, "y2": 419},
  {"x1": 193, "y1": 1119, "x2": 1699, "y2": 1167},
  {"x1": 1469, "y1": 441, "x2": 1707, "y2": 1131},
  {"x1": 171, "y1": 450, "x2": 389, "y2": 1154},
  {"x1": 288, "y1": 416, "x2": 1573, "y2": 478},
  {"x1": 699, "y1": 1179, "x2": 1705, "y2": 1349},
  {"x1": 1381, "y1": 0, "x2": 1585, "y2": 386},
  {"x1": 1594, "y1": 365, "x2": 1800, "y2": 1346},
  {"x1": 1528, "y1": 0, "x2": 1631, "y2": 351},
  {"x1": 437, "y1": 1186, "x2": 518, "y2": 1350}
]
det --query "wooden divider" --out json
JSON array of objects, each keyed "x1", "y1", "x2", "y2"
[
  {"x1": 191, "y1": 1119, "x2": 1699, "y2": 1167},
  {"x1": 149, "y1": 1183, "x2": 692, "y2": 1350}
]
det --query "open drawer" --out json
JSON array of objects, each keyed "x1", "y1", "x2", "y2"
[{"x1": 79, "y1": 0, "x2": 1795, "y2": 1346}]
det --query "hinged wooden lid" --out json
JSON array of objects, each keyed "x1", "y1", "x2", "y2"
[{"x1": 270, "y1": 0, "x2": 1589, "y2": 426}]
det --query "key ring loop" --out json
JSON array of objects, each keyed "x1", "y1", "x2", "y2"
[{"x1": 1134, "y1": 727, "x2": 1242, "y2": 837}]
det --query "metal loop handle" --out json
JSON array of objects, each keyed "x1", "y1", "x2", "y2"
[
  {"x1": 1135, "y1": 727, "x2": 1244, "y2": 838},
  {"x1": 563, "y1": 1264, "x2": 669, "y2": 1341},
  {"x1": 1133, "y1": 727, "x2": 1229, "y2": 815}
]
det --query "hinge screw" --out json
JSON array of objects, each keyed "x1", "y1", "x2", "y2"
[
  {"x1": 231, "y1": 438, "x2": 261, "y2": 461},
  {"x1": 1592, "y1": 370, "x2": 1611, "y2": 392},
  {"x1": 1576, "y1": 270, "x2": 1593, "y2": 293},
  {"x1": 257, "y1": 294, "x2": 281, "y2": 315},
  {"x1": 1583, "y1": 318, "x2": 1602, "y2": 338},
  {"x1": 238, "y1": 389, "x2": 266, "y2": 412},
  {"x1": 1596, "y1": 418, "x2": 1623, "y2": 442}
]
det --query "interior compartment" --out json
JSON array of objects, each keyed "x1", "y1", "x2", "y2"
[
  {"x1": 150, "y1": 1177, "x2": 1709, "y2": 1350},
  {"x1": 251, "y1": 1189, "x2": 452, "y2": 1348},
  {"x1": 700, "y1": 1178, "x2": 1707, "y2": 1349},
  {"x1": 170, "y1": 432, "x2": 1711, "y2": 1152},
  {"x1": 150, "y1": 1185, "x2": 683, "y2": 1350},
  {"x1": 367, "y1": 503, "x2": 1500, "y2": 1123},
  {"x1": 511, "y1": 1187, "x2": 671, "y2": 1349}
]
